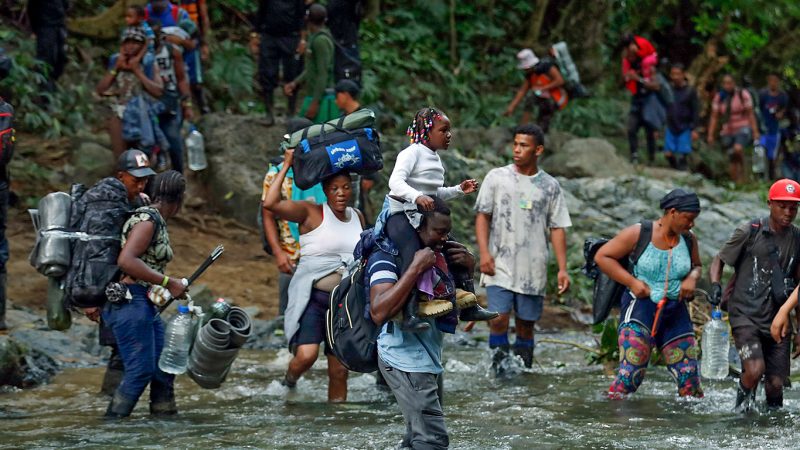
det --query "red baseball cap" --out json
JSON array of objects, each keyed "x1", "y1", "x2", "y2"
[{"x1": 768, "y1": 179, "x2": 800, "y2": 202}]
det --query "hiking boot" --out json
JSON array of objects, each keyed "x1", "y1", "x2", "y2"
[
  {"x1": 400, "y1": 295, "x2": 430, "y2": 333},
  {"x1": 491, "y1": 344, "x2": 511, "y2": 376},
  {"x1": 733, "y1": 381, "x2": 756, "y2": 413},
  {"x1": 104, "y1": 392, "x2": 137, "y2": 419},
  {"x1": 99, "y1": 367, "x2": 124, "y2": 397},
  {"x1": 417, "y1": 299, "x2": 453, "y2": 318},
  {"x1": 514, "y1": 346, "x2": 534, "y2": 369},
  {"x1": 630, "y1": 153, "x2": 639, "y2": 165},
  {"x1": 459, "y1": 305, "x2": 499, "y2": 322},
  {"x1": 150, "y1": 399, "x2": 178, "y2": 416}
]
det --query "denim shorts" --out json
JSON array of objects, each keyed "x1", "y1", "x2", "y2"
[
  {"x1": 290, "y1": 288, "x2": 332, "y2": 355},
  {"x1": 721, "y1": 127, "x2": 752, "y2": 155},
  {"x1": 665, "y1": 129, "x2": 692, "y2": 154},
  {"x1": 486, "y1": 286, "x2": 543, "y2": 321}
]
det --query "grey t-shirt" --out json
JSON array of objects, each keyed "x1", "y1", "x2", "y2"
[
  {"x1": 718, "y1": 218, "x2": 800, "y2": 332},
  {"x1": 474, "y1": 166, "x2": 572, "y2": 296}
]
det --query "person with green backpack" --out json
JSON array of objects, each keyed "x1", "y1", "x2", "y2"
[{"x1": 284, "y1": 4, "x2": 339, "y2": 124}]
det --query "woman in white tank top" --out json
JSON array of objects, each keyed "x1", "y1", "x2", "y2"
[{"x1": 264, "y1": 149, "x2": 364, "y2": 402}]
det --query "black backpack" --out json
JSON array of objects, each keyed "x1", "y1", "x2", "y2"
[
  {"x1": 583, "y1": 221, "x2": 694, "y2": 325},
  {"x1": 0, "y1": 98, "x2": 14, "y2": 173},
  {"x1": 325, "y1": 230, "x2": 392, "y2": 373},
  {"x1": 64, "y1": 177, "x2": 133, "y2": 309}
]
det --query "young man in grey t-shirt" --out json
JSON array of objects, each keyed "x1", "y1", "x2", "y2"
[{"x1": 475, "y1": 124, "x2": 571, "y2": 372}]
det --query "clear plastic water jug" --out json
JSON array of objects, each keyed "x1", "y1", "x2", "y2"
[
  {"x1": 701, "y1": 309, "x2": 729, "y2": 380},
  {"x1": 159, "y1": 305, "x2": 193, "y2": 375},
  {"x1": 186, "y1": 124, "x2": 207, "y2": 171}
]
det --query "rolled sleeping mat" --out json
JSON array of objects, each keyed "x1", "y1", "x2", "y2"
[
  {"x1": 33, "y1": 192, "x2": 72, "y2": 277},
  {"x1": 187, "y1": 320, "x2": 239, "y2": 389},
  {"x1": 201, "y1": 318, "x2": 231, "y2": 348},
  {"x1": 282, "y1": 108, "x2": 375, "y2": 150},
  {"x1": 226, "y1": 307, "x2": 252, "y2": 348}
]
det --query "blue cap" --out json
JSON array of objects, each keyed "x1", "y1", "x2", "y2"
[
  {"x1": 711, "y1": 310, "x2": 722, "y2": 320},
  {"x1": 177, "y1": 305, "x2": 190, "y2": 314}
]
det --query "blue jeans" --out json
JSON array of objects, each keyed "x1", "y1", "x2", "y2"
[{"x1": 102, "y1": 284, "x2": 174, "y2": 403}]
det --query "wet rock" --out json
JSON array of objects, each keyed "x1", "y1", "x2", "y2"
[
  {"x1": 199, "y1": 113, "x2": 287, "y2": 226},
  {"x1": 0, "y1": 336, "x2": 59, "y2": 388},
  {"x1": 70, "y1": 141, "x2": 115, "y2": 187},
  {"x1": 541, "y1": 137, "x2": 632, "y2": 178}
]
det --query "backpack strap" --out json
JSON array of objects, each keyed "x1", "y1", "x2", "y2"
[
  {"x1": 140, "y1": 208, "x2": 166, "y2": 247},
  {"x1": 631, "y1": 220, "x2": 653, "y2": 266},
  {"x1": 732, "y1": 218, "x2": 762, "y2": 270}
]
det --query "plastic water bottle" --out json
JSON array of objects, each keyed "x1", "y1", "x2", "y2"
[
  {"x1": 159, "y1": 305, "x2": 193, "y2": 375},
  {"x1": 210, "y1": 298, "x2": 231, "y2": 320},
  {"x1": 701, "y1": 309, "x2": 729, "y2": 380},
  {"x1": 186, "y1": 124, "x2": 207, "y2": 171},
  {"x1": 752, "y1": 141, "x2": 766, "y2": 175}
]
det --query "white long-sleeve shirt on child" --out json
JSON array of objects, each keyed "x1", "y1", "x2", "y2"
[{"x1": 388, "y1": 143, "x2": 463, "y2": 210}]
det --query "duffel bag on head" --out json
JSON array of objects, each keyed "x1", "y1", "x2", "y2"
[
  {"x1": 284, "y1": 108, "x2": 376, "y2": 149},
  {"x1": 292, "y1": 126, "x2": 382, "y2": 190}
]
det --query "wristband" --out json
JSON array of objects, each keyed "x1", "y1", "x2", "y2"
[
  {"x1": 110, "y1": 69, "x2": 118, "y2": 77},
  {"x1": 161, "y1": 276, "x2": 170, "y2": 287}
]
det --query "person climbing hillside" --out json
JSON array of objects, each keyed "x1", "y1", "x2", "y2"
[
  {"x1": 284, "y1": 4, "x2": 339, "y2": 124},
  {"x1": 96, "y1": 28, "x2": 164, "y2": 159},
  {"x1": 503, "y1": 48, "x2": 568, "y2": 132},
  {"x1": 620, "y1": 33, "x2": 661, "y2": 164},
  {"x1": 707, "y1": 74, "x2": 760, "y2": 184}
]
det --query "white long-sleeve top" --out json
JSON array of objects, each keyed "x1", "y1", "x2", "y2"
[{"x1": 388, "y1": 143, "x2": 463, "y2": 205}]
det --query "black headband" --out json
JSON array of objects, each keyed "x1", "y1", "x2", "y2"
[{"x1": 660, "y1": 189, "x2": 700, "y2": 213}]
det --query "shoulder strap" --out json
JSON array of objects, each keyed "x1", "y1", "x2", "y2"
[
  {"x1": 171, "y1": 5, "x2": 180, "y2": 23},
  {"x1": 140, "y1": 208, "x2": 165, "y2": 246},
  {"x1": 733, "y1": 218, "x2": 762, "y2": 270},
  {"x1": 631, "y1": 220, "x2": 653, "y2": 265}
]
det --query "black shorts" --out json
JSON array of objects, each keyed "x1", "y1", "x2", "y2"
[
  {"x1": 732, "y1": 325, "x2": 790, "y2": 379},
  {"x1": 290, "y1": 288, "x2": 332, "y2": 355}
]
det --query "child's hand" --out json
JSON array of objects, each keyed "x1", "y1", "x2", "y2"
[
  {"x1": 460, "y1": 179, "x2": 479, "y2": 194},
  {"x1": 415, "y1": 195, "x2": 435, "y2": 211}
]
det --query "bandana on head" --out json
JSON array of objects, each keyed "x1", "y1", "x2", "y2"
[{"x1": 660, "y1": 189, "x2": 701, "y2": 213}]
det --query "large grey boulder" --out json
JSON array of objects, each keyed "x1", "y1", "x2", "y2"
[
  {"x1": 199, "y1": 114, "x2": 286, "y2": 226},
  {"x1": 542, "y1": 137, "x2": 632, "y2": 178},
  {"x1": 66, "y1": 141, "x2": 115, "y2": 187}
]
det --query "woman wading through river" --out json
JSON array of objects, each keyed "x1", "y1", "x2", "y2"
[
  {"x1": 264, "y1": 149, "x2": 364, "y2": 402},
  {"x1": 595, "y1": 189, "x2": 704, "y2": 399},
  {"x1": 104, "y1": 170, "x2": 187, "y2": 418}
]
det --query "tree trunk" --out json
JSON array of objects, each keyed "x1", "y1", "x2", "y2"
[
  {"x1": 364, "y1": 0, "x2": 380, "y2": 21},
  {"x1": 548, "y1": 0, "x2": 611, "y2": 83},
  {"x1": 449, "y1": 0, "x2": 458, "y2": 71},
  {"x1": 522, "y1": 0, "x2": 550, "y2": 49},
  {"x1": 66, "y1": 0, "x2": 147, "y2": 40}
]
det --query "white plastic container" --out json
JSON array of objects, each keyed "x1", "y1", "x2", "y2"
[{"x1": 701, "y1": 309, "x2": 729, "y2": 380}]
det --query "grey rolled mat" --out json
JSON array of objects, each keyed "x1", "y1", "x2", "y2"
[{"x1": 187, "y1": 308, "x2": 252, "y2": 389}]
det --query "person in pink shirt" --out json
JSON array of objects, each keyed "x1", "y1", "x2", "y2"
[{"x1": 707, "y1": 74, "x2": 760, "y2": 183}]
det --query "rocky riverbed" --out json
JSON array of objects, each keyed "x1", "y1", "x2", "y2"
[{"x1": 3, "y1": 114, "x2": 769, "y2": 388}]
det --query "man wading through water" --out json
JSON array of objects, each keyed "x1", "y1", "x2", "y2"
[
  {"x1": 710, "y1": 178, "x2": 800, "y2": 412},
  {"x1": 370, "y1": 196, "x2": 474, "y2": 449},
  {"x1": 475, "y1": 124, "x2": 571, "y2": 372}
]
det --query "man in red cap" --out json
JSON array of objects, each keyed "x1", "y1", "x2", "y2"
[{"x1": 709, "y1": 178, "x2": 800, "y2": 412}]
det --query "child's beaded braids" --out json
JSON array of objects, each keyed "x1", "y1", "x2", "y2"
[{"x1": 406, "y1": 107, "x2": 445, "y2": 144}]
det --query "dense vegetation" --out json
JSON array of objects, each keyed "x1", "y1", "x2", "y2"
[{"x1": 1, "y1": 0, "x2": 799, "y2": 138}]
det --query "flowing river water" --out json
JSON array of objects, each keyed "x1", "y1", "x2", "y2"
[{"x1": 1, "y1": 329, "x2": 798, "y2": 449}]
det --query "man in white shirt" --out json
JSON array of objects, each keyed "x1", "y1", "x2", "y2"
[{"x1": 475, "y1": 124, "x2": 572, "y2": 372}]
